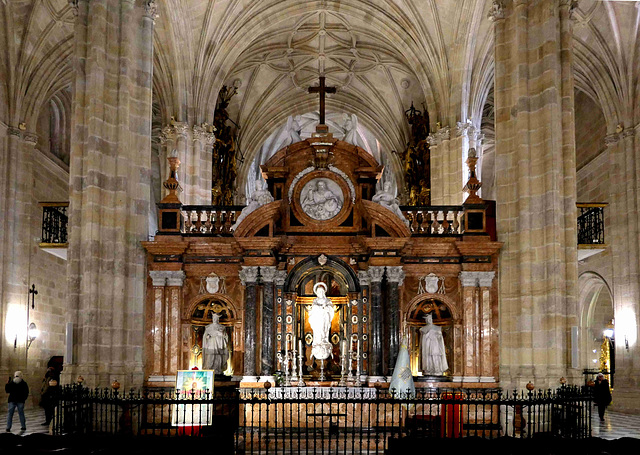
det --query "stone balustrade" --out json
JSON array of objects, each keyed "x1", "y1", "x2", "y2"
[
  {"x1": 181, "y1": 205, "x2": 244, "y2": 235},
  {"x1": 401, "y1": 206, "x2": 465, "y2": 235}
]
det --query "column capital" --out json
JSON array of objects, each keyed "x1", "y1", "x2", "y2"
[
  {"x1": 385, "y1": 266, "x2": 405, "y2": 286},
  {"x1": 260, "y1": 266, "x2": 278, "y2": 283},
  {"x1": 487, "y1": 1, "x2": 505, "y2": 22},
  {"x1": 274, "y1": 270, "x2": 288, "y2": 286},
  {"x1": 367, "y1": 266, "x2": 386, "y2": 283},
  {"x1": 22, "y1": 132, "x2": 38, "y2": 144},
  {"x1": 357, "y1": 270, "x2": 370, "y2": 286},
  {"x1": 239, "y1": 266, "x2": 260, "y2": 285},
  {"x1": 143, "y1": 1, "x2": 159, "y2": 22},
  {"x1": 459, "y1": 271, "x2": 495, "y2": 288},
  {"x1": 149, "y1": 270, "x2": 185, "y2": 287},
  {"x1": 604, "y1": 133, "x2": 620, "y2": 147}
]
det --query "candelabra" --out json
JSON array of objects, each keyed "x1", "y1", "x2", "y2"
[
  {"x1": 354, "y1": 340, "x2": 362, "y2": 387},
  {"x1": 296, "y1": 346, "x2": 305, "y2": 387},
  {"x1": 283, "y1": 351, "x2": 292, "y2": 386},
  {"x1": 291, "y1": 347, "x2": 298, "y2": 382},
  {"x1": 338, "y1": 342, "x2": 348, "y2": 386},
  {"x1": 347, "y1": 341, "x2": 355, "y2": 382}
]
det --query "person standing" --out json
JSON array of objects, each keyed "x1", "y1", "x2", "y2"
[
  {"x1": 5, "y1": 371, "x2": 29, "y2": 434},
  {"x1": 40, "y1": 367, "x2": 60, "y2": 426},
  {"x1": 594, "y1": 373, "x2": 612, "y2": 422}
]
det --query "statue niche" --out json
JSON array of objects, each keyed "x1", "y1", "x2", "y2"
[
  {"x1": 190, "y1": 297, "x2": 235, "y2": 376},
  {"x1": 406, "y1": 299, "x2": 453, "y2": 380},
  {"x1": 295, "y1": 268, "x2": 349, "y2": 380}
]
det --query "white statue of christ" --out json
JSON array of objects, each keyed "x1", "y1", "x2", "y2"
[{"x1": 306, "y1": 282, "x2": 335, "y2": 360}]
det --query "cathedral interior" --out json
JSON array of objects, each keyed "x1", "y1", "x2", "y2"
[{"x1": 0, "y1": 0, "x2": 639, "y2": 424}]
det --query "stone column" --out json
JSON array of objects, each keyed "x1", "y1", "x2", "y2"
[
  {"x1": 260, "y1": 266, "x2": 277, "y2": 378},
  {"x1": 240, "y1": 266, "x2": 260, "y2": 381},
  {"x1": 147, "y1": 270, "x2": 185, "y2": 381},
  {"x1": 493, "y1": 0, "x2": 578, "y2": 388},
  {"x1": 66, "y1": 0, "x2": 155, "y2": 388},
  {"x1": 459, "y1": 272, "x2": 480, "y2": 380},
  {"x1": 385, "y1": 266, "x2": 405, "y2": 375},
  {"x1": 357, "y1": 271, "x2": 370, "y2": 376},
  {"x1": 0, "y1": 130, "x2": 38, "y2": 372},
  {"x1": 274, "y1": 270, "x2": 287, "y2": 355},
  {"x1": 367, "y1": 266, "x2": 385, "y2": 379},
  {"x1": 605, "y1": 129, "x2": 640, "y2": 410}
]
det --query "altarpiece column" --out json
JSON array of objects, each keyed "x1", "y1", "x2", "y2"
[
  {"x1": 368, "y1": 266, "x2": 385, "y2": 379},
  {"x1": 240, "y1": 266, "x2": 260, "y2": 381}
]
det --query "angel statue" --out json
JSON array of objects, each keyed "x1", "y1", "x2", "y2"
[{"x1": 342, "y1": 113, "x2": 364, "y2": 149}]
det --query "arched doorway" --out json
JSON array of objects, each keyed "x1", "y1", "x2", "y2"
[{"x1": 579, "y1": 272, "x2": 614, "y2": 384}]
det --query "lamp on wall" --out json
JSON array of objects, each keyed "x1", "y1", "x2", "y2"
[{"x1": 27, "y1": 322, "x2": 39, "y2": 350}]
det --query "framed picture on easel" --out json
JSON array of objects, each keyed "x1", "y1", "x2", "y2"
[{"x1": 172, "y1": 370, "x2": 215, "y2": 428}]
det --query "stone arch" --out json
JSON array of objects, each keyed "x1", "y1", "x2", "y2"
[
  {"x1": 284, "y1": 255, "x2": 360, "y2": 295},
  {"x1": 403, "y1": 295, "x2": 457, "y2": 378},
  {"x1": 578, "y1": 272, "x2": 614, "y2": 371}
]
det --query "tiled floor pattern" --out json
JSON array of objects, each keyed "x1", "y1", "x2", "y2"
[
  {"x1": 3, "y1": 405, "x2": 640, "y2": 440},
  {"x1": 592, "y1": 410, "x2": 640, "y2": 440}
]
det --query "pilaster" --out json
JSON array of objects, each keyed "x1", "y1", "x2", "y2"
[{"x1": 240, "y1": 266, "x2": 260, "y2": 381}]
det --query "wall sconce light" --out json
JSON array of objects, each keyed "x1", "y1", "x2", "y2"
[
  {"x1": 27, "y1": 322, "x2": 39, "y2": 350},
  {"x1": 625, "y1": 335, "x2": 629, "y2": 351},
  {"x1": 603, "y1": 328, "x2": 614, "y2": 339}
]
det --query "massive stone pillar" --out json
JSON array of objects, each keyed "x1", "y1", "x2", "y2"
[
  {"x1": 367, "y1": 266, "x2": 385, "y2": 379},
  {"x1": 0, "y1": 129, "x2": 38, "y2": 373},
  {"x1": 260, "y1": 266, "x2": 277, "y2": 378},
  {"x1": 493, "y1": 0, "x2": 578, "y2": 388},
  {"x1": 240, "y1": 266, "x2": 260, "y2": 381},
  {"x1": 385, "y1": 266, "x2": 405, "y2": 375},
  {"x1": 605, "y1": 129, "x2": 640, "y2": 411},
  {"x1": 66, "y1": 0, "x2": 156, "y2": 388}
]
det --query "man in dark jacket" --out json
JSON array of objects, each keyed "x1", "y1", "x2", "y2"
[
  {"x1": 5, "y1": 371, "x2": 29, "y2": 434},
  {"x1": 594, "y1": 373, "x2": 612, "y2": 422}
]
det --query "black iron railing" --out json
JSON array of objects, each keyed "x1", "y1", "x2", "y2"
[
  {"x1": 40, "y1": 202, "x2": 68, "y2": 245},
  {"x1": 52, "y1": 385, "x2": 591, "y2": 452},
  {"x1": 577, "y1": 203, "x2": 606, "y2": 246}
]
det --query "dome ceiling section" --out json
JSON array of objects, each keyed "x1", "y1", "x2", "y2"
[{"x1": 226, "y1": 10, "x2": 424, "y2": 180}]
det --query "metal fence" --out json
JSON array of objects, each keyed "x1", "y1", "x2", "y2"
[
  {"x1": 52, "y1": 385, "x2": 592, "y2": 453},
  {"x1": 577, "y1": 203, "x2": 606, "y2": 245},
  {"x1": 40, "y1": 202, "x2": 68, "y2": 244}
]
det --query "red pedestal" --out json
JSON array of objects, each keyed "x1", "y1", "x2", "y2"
[{"x1": 440, "y1": 392, "x2": 463, "y2": 438}]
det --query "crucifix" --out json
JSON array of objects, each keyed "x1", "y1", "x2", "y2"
[{"x1": 308, "y1": 76, "x2": 336, "y2": 126}]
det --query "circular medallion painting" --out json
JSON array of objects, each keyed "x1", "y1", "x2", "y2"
[{"x1": 300, "y1": 178, "x2": 344, "y2": 221}]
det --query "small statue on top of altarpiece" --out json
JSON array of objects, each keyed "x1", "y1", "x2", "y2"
[
  {"x1": 212, "y1": 86, "x2": 239, "y2": 205},
  {"x1": 403, "y1": 102, "x2": 431, "y2": 206}
]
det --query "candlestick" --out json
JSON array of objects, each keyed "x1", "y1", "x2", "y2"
[
  {"x1": 355, "y1": 343, "x2": 362, "y2": 387},
  {"x1": 296, "y1": 345, "x2": 305, "y2": 387},
  {"x1": 347, "y1": 338, "x2": 355, "y2": 382},
  {"x1": 338, "y1": 339, "x2": 347, "y2": 386},
  {"x1": 291, "y1": 347, "x2": 298, "y2": 382}
]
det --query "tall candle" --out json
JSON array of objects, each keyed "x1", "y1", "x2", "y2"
[
  {"x1": 357, "y1": 340, "x2": 360, "y2": 358},
  {"x1": 285, "y1": 337, "x2": 288, "y2": 357},
  {"x1": 342, "y1": 340, "x2": 346, "y2": 360},
  {"x1": 299, "y1": 339, "x2": 303, "y2": 355}
]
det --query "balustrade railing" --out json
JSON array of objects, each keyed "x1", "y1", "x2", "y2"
[
  {"x1": 577, "y1": 203, "x2": 606, "y2": 246},
  {"x1": 40, "y1": 202, "x2": 69, "y2": 245},
  {"x1": 181, "y1": 205, "x2": 244, "y2": 235},
  {"x1": 401, "y1": 206, "x2": 465, "y2": 235},
  {"x1": 52, "y1": 384, "x2": 591, "y2": 452}
]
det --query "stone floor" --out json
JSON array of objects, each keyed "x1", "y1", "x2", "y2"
[{"x1": 3, "y1": 405, "x2": 640, "y2": 440}]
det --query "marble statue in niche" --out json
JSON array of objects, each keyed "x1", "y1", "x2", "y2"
[
  {"x1": 203, "y1": 313, "x2": 228, "y2": 374},
  {"x1": 231, "y1": 179, "x2": 274, "y2": 230},
  {"x1": 420, "y1": 313, "x2": 448, "y2": 375},
  {"x1": 306, "y1": 282, "x2": 335, "y2": 360},
  {"x1": 301, "y1": 179, "x2": 343, "y2": 220},
  {"x1": 372, "y1": 181, "x2": 410, "y2": 227}
]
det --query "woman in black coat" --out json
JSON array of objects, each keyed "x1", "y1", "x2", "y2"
[{"x1": 594, "y1": 373, "x2": 612, "y2": 421}]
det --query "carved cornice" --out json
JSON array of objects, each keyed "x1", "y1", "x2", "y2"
[
  {"x1": 149, "y1": 270, "x2": 186, "y2": 287},
  {"x1": 604, "y1": 133, "x2": 620, "y2": 147},
  {"x1": 367, "y1": 266, "x2": 385, "y2": 283},
  {"x1": 386, "y1": 266, "x2": 405, "y2": 286},
  {"x1": 239, "y1": 266, "x2": 260, "y2": 285},
  {"x1": 459, "y1": 271, "x2": 495, "y2": 288},
  {"x1": 274, "y1": 270, "x2": 288, "y2": 286},
  {"x1": 260, "y1": 266, "x2": 278, "y2": 283},
  {"x1": 357, "y1": 270, "x2": 370, "y2": 286},
  {"x1": 487, "y1": 1, "x2": 505, "y2": 22},
  {"x1": 23, "y1": 132, "x2": 38, "y2": 144}
]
